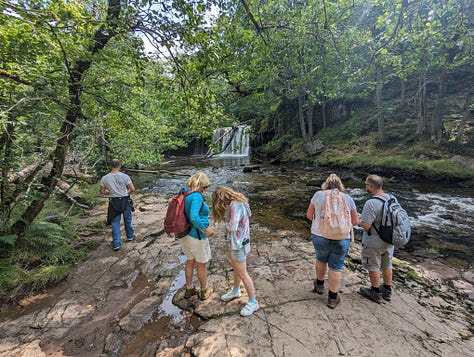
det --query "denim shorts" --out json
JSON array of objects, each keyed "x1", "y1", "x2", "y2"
[
  {"x1": 227, "y1": 242, "x2": 251, "y2": 262},
  {"x1": 311, "y1": 234, "x2": 350, "y2": 271}
]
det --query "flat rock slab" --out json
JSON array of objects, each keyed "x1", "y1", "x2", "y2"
[{"x1": 0, "y1": 194, "x2": 472, "y2": 357}]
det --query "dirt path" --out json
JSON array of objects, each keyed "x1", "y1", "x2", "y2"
[{"x1": 0, "y1": 194, "x2": 473, "y2": 356}]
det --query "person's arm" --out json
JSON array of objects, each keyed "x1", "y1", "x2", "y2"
[
  {"x1": 127, "y1": 181, "x2": 135, "y2": 193},
  {"x1": 226, "y1": 202, "x2": 240, "y2": 233},
  {"x1": 351, "y1": 209, "x2": 360, "y2": 226},
  {"x1": 359, "y1": 220, "x2": 371, "y2": 231},
  {"x1": 188, "y1": 194, "x2": 214, "y2": 237},
  {"x1": 359, "y1": 200, "x2": 375, "y2": 231},
  {"x1": 306, "y1": 203, "x2": 315, "y2": 221},
  {"x1": 99, "y1": 185, "x2": 109, "y2": 195}
]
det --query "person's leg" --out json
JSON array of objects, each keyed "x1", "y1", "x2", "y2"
[
  {"x1": 232, "y1": 259, "x2": 259, "y2": 317},
  {"x1": 312, "y1": 235, "x2": 329, "y2": 293},
  {"x1": 110, "y1": 214, "x2": 122, "y2": 249},
  {"x1": 360, "y1": 246, "x2": 383, "y2": 303},
  {"x1": 327, "y1": 270, "x2": 341, "y2": 292},
  {"x1": 196, "y1": 262, "x2": 208, "y2": 289},
  {"x1": 229, "y1": 259, "x2": 243, "y2": 289},
  {"x1": 369, "y1": 270, "x2": 381, "y2": 288},
  {"x1": 316, "y1": 261, "x2": 328, "y2": 281},
  {"x1": 123, "y1": 206, "x2": 135, "y2": 240},
  {"x1": 326, "y1": 239, "x2": 349, "y2": 308},
  {"x1": 185, "y1": 258, "x2": 196, "y2": 288},
  {"x1": 232, "y1": 260, "x2": 255, "y2": 298},
  {"x1": 380, "y1": 248, "x2": 394, "y2": 301},
  {"x1": 381, "y1": 248, "x2": 393, "y2": 286}
]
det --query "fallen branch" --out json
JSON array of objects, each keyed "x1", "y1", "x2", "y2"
[{"x1": 124, "y1": 169, "x2": 189, "y2": 176}]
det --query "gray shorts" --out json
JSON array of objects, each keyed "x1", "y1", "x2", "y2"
[{"x1": 362, "y1": 245, "x2": 394, "y2": 271}]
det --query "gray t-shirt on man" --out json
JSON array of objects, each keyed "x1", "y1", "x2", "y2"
[
  {"x1": 100, "y1": 172, "x2": 132, "y2": 197},
  {"x1": 360, "y1": 194, "x2": 395, "y2": 248}
]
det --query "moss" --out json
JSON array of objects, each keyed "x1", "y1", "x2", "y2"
[
  {"x1": 407, "y1": 268, "x2": 424, "y2": 282},
  {"x1": 459, "y1": 331, "x2": 471, "y2": 340}
]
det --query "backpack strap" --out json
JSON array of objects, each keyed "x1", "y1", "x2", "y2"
[{"x1": 366, "y1": 195, "x2": 388, "y2": 236}]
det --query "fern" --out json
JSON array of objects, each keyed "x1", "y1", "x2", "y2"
[
  {"x1": 0, "y1": 234, "x2": 18, "y2": 246},
  {"x1": 23, "y1": 221, "x2": 68, "y2": 251}
]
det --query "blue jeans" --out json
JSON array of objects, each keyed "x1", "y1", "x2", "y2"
[
  {"x1": 111, "y1": 206, "x2": 135, "y2": 248},
  {"x1": 311, "y1": 234, "x2": 350, "y2": 271}
]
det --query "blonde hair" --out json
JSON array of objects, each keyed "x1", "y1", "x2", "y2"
[
  {"x1": 186, "y1": 172, "x2": 211, "y2": 190},
  {"x1": 211, "y1": 186, "x2": 248, "y2": 223},
  {"x1": 321, "y1": 173, "x2": 345, "y2": 192}
]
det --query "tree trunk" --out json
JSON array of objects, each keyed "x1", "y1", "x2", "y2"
[
  {"x1": 321, "y1": 100, "x2": 327, "y2": 129},
  {"x1": 307, "y1": 100, "x2": 314, "y2": 140},
  {"x1": 400, "y1": 79, "x2": 406, "y2": 110},
  {"x1": 298, "y1": 87, "x2": 308, "y2": 141},
  {"x1": 431, "y1": 70, "x2": 447, "y2": 144},
  {"x1": 416, "y1": 72, "x2": 427, "y2": 135},
  {"x1": 11, "y1": 0, "x2": 122, "y2": 236},
  {"x1": 376, "y1": 67, "x2": 385, "y2": 143},
  {"x1": 455, "y1": 94, "x2": 472, "y2": 145}
]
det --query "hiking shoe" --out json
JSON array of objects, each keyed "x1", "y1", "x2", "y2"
[
  {"x1": 359, "y1": 287, "x2": 383, "y2": 304},
  {"x1": 381, "y1": 285, "x2": 392, "y2": 301},
  {"x1": 327, "y1": 295, "x2": 341, "y2": 309},
  {"x1": 184, "y1": 287, "x2": 199, "y2": 299},
  {"x1": 221, "y1": 289, "x2": 242, "y2": 302},
  {"x1": 312, "y1": 280, "x2": 324, "y2": 295},
  {"x1": 111, "y1": 243, "x2": 121, "y2": 251},
  {"x1": 127, "y1": 235, "x2": 135, "y2": 242},
  {"x1": 200, "y1": 287, "x2": 213, "y2": 300},
  {"x1": 240, "y1": 301, "x2": 260, "y2": 317}
]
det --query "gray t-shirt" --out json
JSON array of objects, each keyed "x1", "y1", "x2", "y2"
[
  {"x1": 309, "y1": 189, "x2": 356, "y2": 238},
  {"x1": 100, "y1": 172, "x2": 132, "y2": 197},
  {"x1": 360, "y1": 194, "x2": 394, "y2": 248}
]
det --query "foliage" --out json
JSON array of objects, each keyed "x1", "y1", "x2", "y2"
[{"x1": 0, "y1": 214, "x2": 89, "y2": 302}]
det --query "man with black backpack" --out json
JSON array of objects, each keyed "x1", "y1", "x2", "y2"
[{"x1": 358, "y1": 174, "x2": 395, "y2": 303}]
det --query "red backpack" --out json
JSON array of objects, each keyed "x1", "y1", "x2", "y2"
[
  {"x1": 318, "y1": 189, "x2": 353, "y2": 240},
  {"x1": 164, "y1": 190, "x2": 200, "y2": 238}
]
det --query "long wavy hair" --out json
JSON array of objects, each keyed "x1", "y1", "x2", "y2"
[
  {"x1": 321, "y1": 173, "x2": 345, "y2": 192},
  {"x1": 185, "y1": 172, "x2": 211, "y2": 190},
  {"x1": 211, "y1": 186, "x2": 248, "y2": 223}
]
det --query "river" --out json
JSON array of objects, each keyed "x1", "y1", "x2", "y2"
[{"x1": 133, "y1": 156, "x2": 474, "y2": 272}]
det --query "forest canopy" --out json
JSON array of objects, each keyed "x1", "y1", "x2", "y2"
[{"x1": 0, "y1": 0, "x2": 473, "y2": 239}]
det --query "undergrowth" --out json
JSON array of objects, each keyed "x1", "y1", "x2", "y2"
[{"x1": 0, "y1": 185, "x2": 97, "y2": 304}]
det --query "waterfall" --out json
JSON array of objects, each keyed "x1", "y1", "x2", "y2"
[{"x1": 212, "y1": 125, "x2": 250, "y2": 157}]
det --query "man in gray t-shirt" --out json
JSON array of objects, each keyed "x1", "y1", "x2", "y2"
[
  {"x1": 358, "y1": 174, "x2": 394, "y2": 304},
  {"x1": 99, "y1": 159, "x2": 135, "y2": 251}
]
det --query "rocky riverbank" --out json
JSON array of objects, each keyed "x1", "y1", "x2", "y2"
[{"x1": 0, "y1": 193, "x2": 473, "y2": 356}]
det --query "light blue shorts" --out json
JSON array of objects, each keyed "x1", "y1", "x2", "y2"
[
  {"x1": 311, "y1": 234, "x2": 350, "y2": 271},
  {"x1": 228, "y1": 242, "x2": 251, "y2": 262}
]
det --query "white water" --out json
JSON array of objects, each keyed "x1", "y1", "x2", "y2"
[{"x1": 212, "y1": 125, "x2": 250, "y2": 157}]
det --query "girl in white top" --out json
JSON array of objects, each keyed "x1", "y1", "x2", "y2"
[{"x1": 212, "y1": 186, "x2": 260, "y2": 317}]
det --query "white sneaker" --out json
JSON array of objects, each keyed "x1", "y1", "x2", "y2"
[
  {"x1": 240, "y1": 301, "x2": 259, "y2": 317},
  {"x1": 221, "y1": 289, "x2": 241, "y2": 302}
]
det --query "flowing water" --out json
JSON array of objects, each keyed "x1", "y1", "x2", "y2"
[{"x1": 134, "y1": 156, "x2": 474, "y2": 271}]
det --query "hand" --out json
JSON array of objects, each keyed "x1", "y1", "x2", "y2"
[{"x1": 203, "y1": 228, "x2": 214, "y2": 237}]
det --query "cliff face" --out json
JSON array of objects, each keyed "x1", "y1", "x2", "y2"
[{"x1": 0, "y1": 194, "x2": 472, "y2": 356}]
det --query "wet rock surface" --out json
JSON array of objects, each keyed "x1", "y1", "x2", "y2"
[{"x1": 0, "y1": 194, "x2": 473, "y2": 356}]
